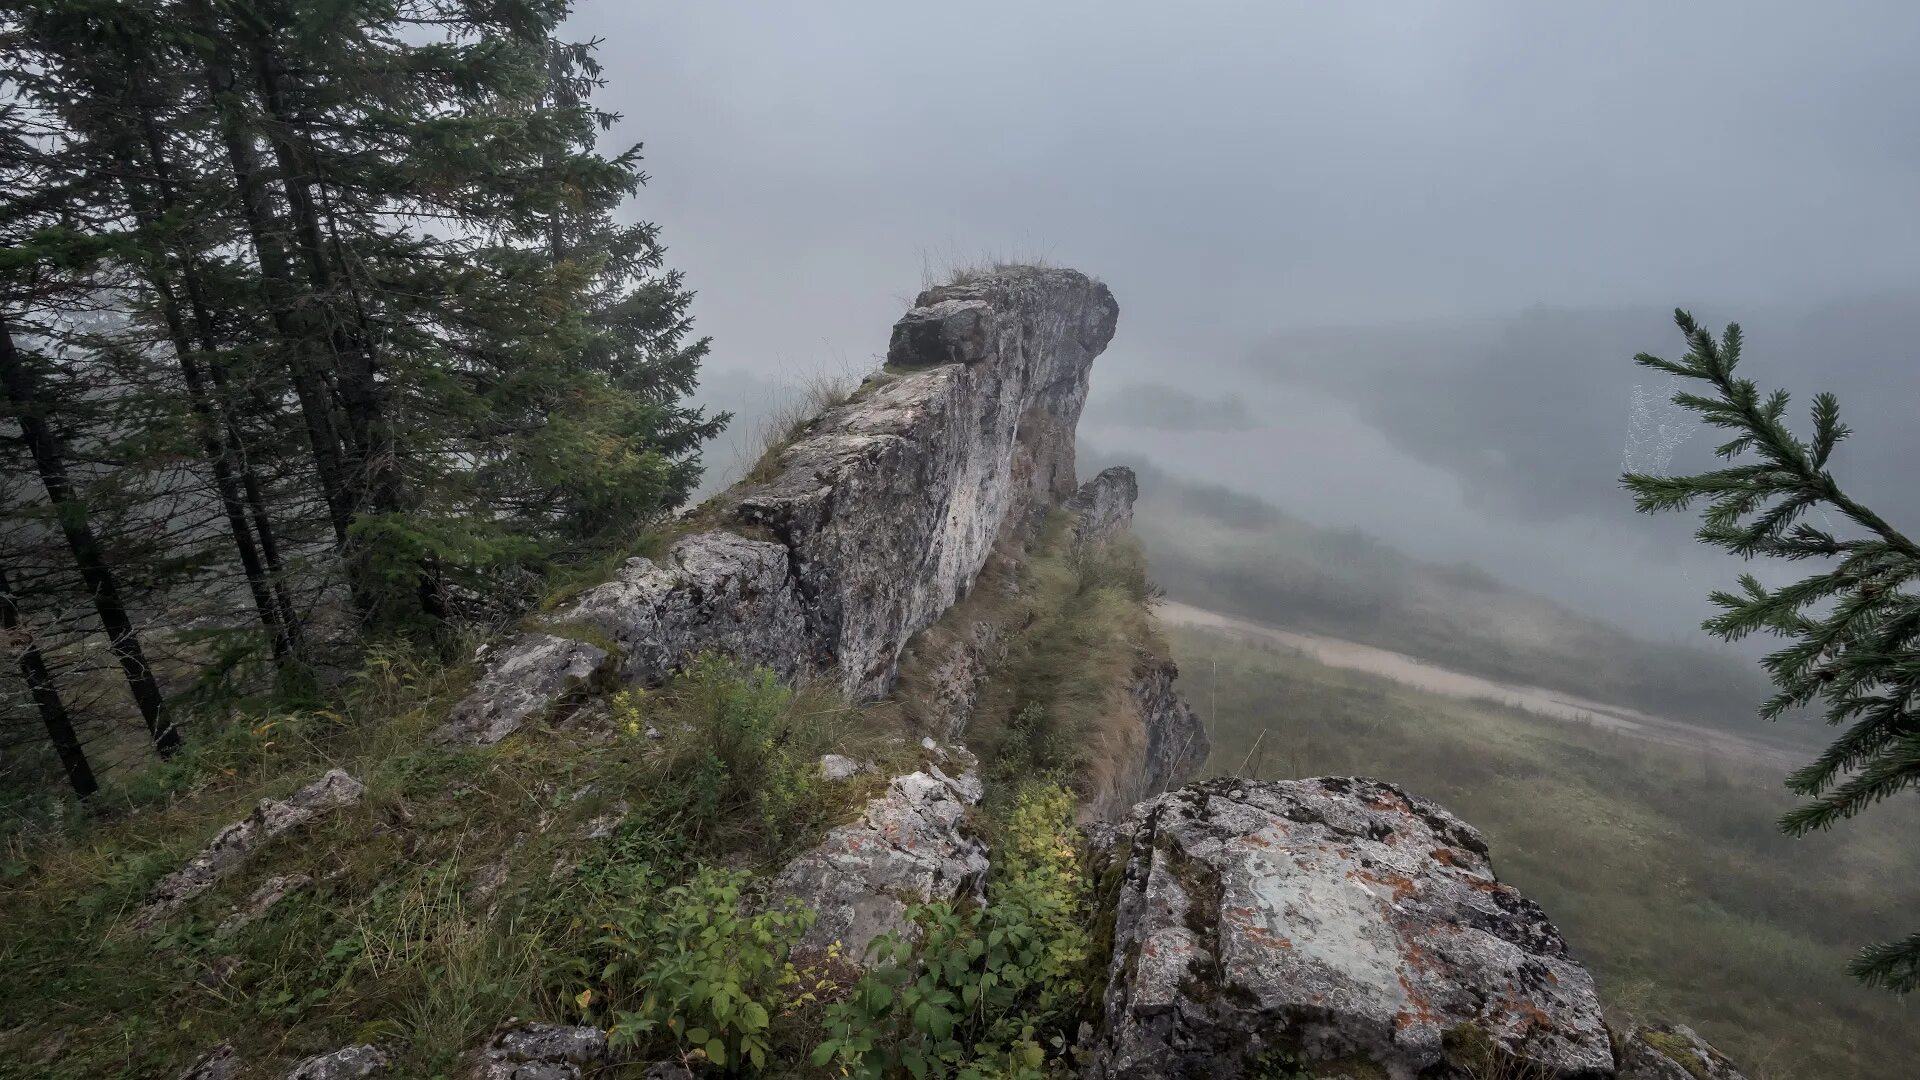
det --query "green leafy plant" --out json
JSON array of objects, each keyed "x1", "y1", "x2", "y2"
[
  {"x1": 812, "y1": 783, "x2": 1095, "y2": 1080},
  {"x1": 587, "y1": 867, "x2": 814, "y2": 1071}
]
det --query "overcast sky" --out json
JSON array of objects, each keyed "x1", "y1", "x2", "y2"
[{"x1": 565, "y1": 1, "x2": 1920, "y2": 640}]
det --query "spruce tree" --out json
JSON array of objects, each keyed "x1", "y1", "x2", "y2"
[{"x1": 1623, "y1": 310, "x2": 1920, "y2": 992}]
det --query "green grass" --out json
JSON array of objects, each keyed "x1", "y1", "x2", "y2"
[
  {"x1": 0, "y1": 647, "x2": 910, "y2": 1079},
  {"x1": 1171, "y1": 624, "x2": 1920, "y2": 1080}
]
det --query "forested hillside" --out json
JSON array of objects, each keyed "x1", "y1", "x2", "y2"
[{"x1": 2, "y1": 0, "x2": 720, "y2": 805}]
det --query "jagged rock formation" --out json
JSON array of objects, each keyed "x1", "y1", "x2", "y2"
[
  {"x1": 1066, "y1": 465, "x2": 1140, "y2": 552},
  {"x1": 1116, "y1": 653, "x2": 1209, "y2": 813},
  {"x1": 1618, "y1": 1025, "x2": 1749, "y2": 1080},
  {"x1": 773, "y1": 743, "x2": 989, "y2": 959},
  {"x1": 136, "y1": 769, "x2": 364, "y2": 929},
  {"x1": 443, "y1": 267, "x2": 1119, "y2": 745},
  {"x1": 1088, "y1": 776, "x2": 1614, "y2": 1080}
]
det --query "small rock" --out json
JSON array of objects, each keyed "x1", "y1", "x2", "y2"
[
  {"x1": 818, "y1": 753, "x2": 866, "y2": 781},
  {"x1": 1619, "y1": 1024, "x2": 1749, "y2": 1080},
  {"x1": 579, "y1": 800, "x2": 630, "y2": 841},
  {"x1": 136, "y1": 770, "x2": 364, "y2": 929},
  {"x1": 177, "y1": 1042, "x2": 241, "y2": 1080},
  {"x1": 284, "y1": 1044, "x2": 385, "y2": 1079},
  {"x1": 466, "y1": 1021, "x2": 607, "y2": 1080},
  {"x1": 217, "y1": 874, "x2": 312, "y2": 936},
  {"x1": 773, "y1": 757, "x2": 988, "y2": 960}
]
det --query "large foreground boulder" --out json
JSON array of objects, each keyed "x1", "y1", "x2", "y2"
[{"x1": 1088, "y1": 777, "x2": 1613, "y2": 1080}]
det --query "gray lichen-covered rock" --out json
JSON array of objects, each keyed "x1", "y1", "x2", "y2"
[
  {"x1": 283, "y1": 1044, "x2": 386, "y2": 1079},
  {"x1": 177, "y1": 1043, "x2": 242, "y2": 1080},
  {"x1": 1128, "y1": 655, "x2": 1210, "y2": 805},
  {"x1": 216, "y1": 873, "x2": 312, "y2": 936},
  {"x1": 1619, "y1": 1024, "x2": 1749, "y2": 1080},
  {"x1": 738, "y1": 268, "x2": 1117, "y2": 698},
  {"x1": 1089, "y1": 777, "x2": 1612, "y2": 1080},
  {"x1": 442, "y1": 267, "x2": 1118, "y2": 743},
  {"x1": 137, "y1": 770, "x2": 364, "y2": 929},
  {"x1": 773, "y1": 749, "x2": 989, "y2": 961},
  {"x1": 443, "y1": 532, "x2": 802, "y2": 744},
  {"x1": 1085, "y1": 652, "x2": 1213, "y2": 822},
  {"x1": 1065, "y1": 466, "x2": 1139, "y2": 553},
  {"x1": 465, "y1": 1021, "x2": 608, "y2": 1080}
]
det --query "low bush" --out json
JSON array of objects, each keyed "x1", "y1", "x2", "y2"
[{"x1": 812, "y1": 782, "x2": 1096, "y2": 1080}]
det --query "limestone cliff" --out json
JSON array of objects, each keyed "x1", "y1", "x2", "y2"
[{"x1": 443, "y1": 266, "x2": 1123, "y2": 744}]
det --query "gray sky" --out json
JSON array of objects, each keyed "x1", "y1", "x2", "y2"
[{"x1": 567, "y1": 1, "x2": 1920, "y2": 639}]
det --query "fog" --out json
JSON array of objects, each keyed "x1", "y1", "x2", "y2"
[{"x1": 566, "y1": 1, "x2": 1920, "y2": 640}]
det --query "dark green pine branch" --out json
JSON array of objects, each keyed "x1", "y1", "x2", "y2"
[{"x1": 1623, "y1": 309, "x2": 1920, "y2": 992}]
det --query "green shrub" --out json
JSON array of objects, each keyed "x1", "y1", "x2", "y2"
[
  {"x1": 812, "y1": 782, "x2": 1095, "y2": 1080},
  {"x1": 585, "y1": 867, "x2": 814, "y2": 1071}
]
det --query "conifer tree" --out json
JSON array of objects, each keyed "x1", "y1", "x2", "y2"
[{"x1": 1623, "y1": 310, "x2": 1920, "y2": 993}]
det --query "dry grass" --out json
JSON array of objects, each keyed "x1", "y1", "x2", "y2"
[
  {"x1": 739, "y1": 370, "x2": 860, "y2": 484},
  {"x1": 917, "y1": 247, "x2": 1059, "y2": 291}
]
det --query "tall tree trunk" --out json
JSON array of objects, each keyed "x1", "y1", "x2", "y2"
[
  {"x1": 0, "y1": 561, "x2": 98, "y2": 799},
  {"x1": 248, "y1": 34, "x2": 401, "y2": 520},
  {"x1": 131, "y1": 98, "x2": 305, "y2": 655},
  {"x1": 0, "y1": 312, "x2": 178, "y2": 756},
  {"x1": 190, "y1": 13, "x2": 353, "y2": 549}
]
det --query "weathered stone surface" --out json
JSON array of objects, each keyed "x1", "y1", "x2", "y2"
[
  {"x1": 1084, "y1": 652, "x2": 1213, "y2": 823},
  {"x1": 1065, "y1": 466, "x2": 1139, "y2": 553},
  {"x1": 1128, "y1": 655, "x2": 1210, "y2": 803},
  {"x1": 465, "y1": 1021, "x2": 607, "y2": 1080},
  {"x1": 444, "y1": 532, "x2": 802, "y2": 744},
  {"x1": 819, "y1": 753, "x2": 867, "y2": 781},
  {"x1": 1089, "y1": 777, "x2": 1612, "y2": 1080},
  {"x1": 773, "y1": 748, "x2": 989, "y2": 961},
  {"x1": 443, "y1": 267, "x2": 1118, "y2": 742},
  {"x1": 137, "y1": 770, "x2": 364, "y2": 929},
  {"x1": 283, "y1": 1044, "x2": 386, "y2": 1079},
  {"x1": 1619, "y1": 1024, "x2": 1749, "y2": 1080},
  {"x1": 216, "y1": 873, "x2": 312, "y2": 936},
  {"x1": 177, "y1": 1043, "x2": 241, "y2": 1080},
  {"x1": 738, "y1": 268, "x2": 1117, "y2": 698}
]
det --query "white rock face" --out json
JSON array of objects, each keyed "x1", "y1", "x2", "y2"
[
  {"x1": 441, "y1": 267, "x2": 1118, "y2": 744},
  {"x1": 137, "y1": 770, "x2": 364, "y2": 929},
  {"x1": 1089, "y1": 777, "x2": 1614, "y2": 1080},
  {"x1": 772, "y1": 749, "x2": 989, "y2": 961}
]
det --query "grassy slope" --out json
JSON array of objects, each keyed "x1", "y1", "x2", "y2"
[{"x1": 1172, "y1": 624, "x2": 1920, "y2": 1080}]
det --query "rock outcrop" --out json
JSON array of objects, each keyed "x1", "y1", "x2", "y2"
[
  {"x1": 137, "y1": 770, "x2": 364, "y2": 929},
  {"x1": 465, "y1": 1022, "x2": 608, "y2": 1080},
  {"x1": 443, "y1": 267, "x2": 1119, "y2": 744},
  {"x1": 1618, "y1": 1025, "x2": 1749, "y2": 1080},
  {"x1": 283, "y1": 1045, "x2": 386, "y2": 1080},
  {"x1": 1066, "y1": 466, "x2": 1140, "y2": 552},
  {"x1": 773, "y1": 744, "x2": 989, "y2": 960},
  {"x1": 1089, "y1": 776, "x2": 1613, "y2": 1080}
]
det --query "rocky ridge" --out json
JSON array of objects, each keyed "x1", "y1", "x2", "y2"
[
  {"x1": 442, "y1": 267, "x2": 1120, "y2": 745},
  {"x1": 151, "y1": 267, "x2": 1750, "y2": 1080}
]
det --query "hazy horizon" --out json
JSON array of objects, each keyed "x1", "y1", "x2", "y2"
[{"x1": 564, "y1": 0, "x2": 1920, "y2": 642}]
